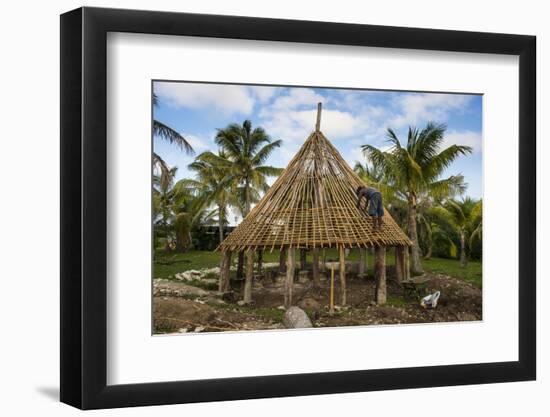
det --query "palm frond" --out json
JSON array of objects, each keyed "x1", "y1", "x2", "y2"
[{"x1": 153, "y1": 120, "x2": 194, "y2": 155}]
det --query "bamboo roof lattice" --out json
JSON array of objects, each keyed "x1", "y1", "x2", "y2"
[{"x1": 218, "y1": 103, "x2": 411, "y2": 252}]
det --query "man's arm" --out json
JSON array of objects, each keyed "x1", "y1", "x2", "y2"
[{"x1": 356, "y1": 190, "x2": 369, "y2": 209}]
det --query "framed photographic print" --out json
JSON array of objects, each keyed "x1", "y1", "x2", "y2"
[{"x1": 60, "y1": 6, "x2": 536, "y2": 410}]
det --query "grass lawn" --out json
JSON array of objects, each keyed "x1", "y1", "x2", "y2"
[
  {"x1": 154, "y1": 248, "x2": 482, "y2": 289},
  {"x1": 422, "y1": 257, "x2": 482, "y2": 289}
]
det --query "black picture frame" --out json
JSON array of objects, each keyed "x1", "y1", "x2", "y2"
[{"x1": 60, "y1": 6, "x2": 536, "y2": 410}]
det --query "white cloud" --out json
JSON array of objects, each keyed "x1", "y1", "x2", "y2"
[
  {"x1": 388, "y1": 93, "x2": 472, "y2": 128},
  {"x1": 249, "y1": 86, "x2": 279, "y2": 103},
  {"x1": 441, "y1": 130, "x2": 482, "y2": 153},
  {"x1": 261, "y1": 108, "x2": 361, "y2": 143},
  {"x1": 182, "y1": 132, "x2": 209, "y2": 152},
  {"x1": 155, "y1": 82, "x2": 255, "y2": 115},
  {"x1": 270, "y1": 88, "x2": 324, "y2": 110}
]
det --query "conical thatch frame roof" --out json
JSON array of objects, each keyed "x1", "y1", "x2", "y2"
[{"x1": 218, "y1": 105, "x2": 411, "y2": 253}]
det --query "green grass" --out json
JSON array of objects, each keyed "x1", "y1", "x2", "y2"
[
  {"x1": 422, "y1": 257, "x2": 482, "y2": 289},
  {"x1": 386, "y1": 294, "x2": 409, "y2": 307},
  {"x1": 153, "y1": 249, "x2": 280, "y2": 280},
  {"x1": 153, "y1": 248, "x2": 482, "y2": 289}
]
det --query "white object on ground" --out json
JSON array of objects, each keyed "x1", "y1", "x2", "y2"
[{"x1": 420, "y1": 291, "x2": 441, "y2": 309}]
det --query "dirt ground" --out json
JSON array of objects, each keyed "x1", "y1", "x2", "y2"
[{"x1": 153, "y1": 267, "x2": 482, "y2": 334}]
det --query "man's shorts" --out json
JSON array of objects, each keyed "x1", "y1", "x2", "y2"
[{"x1": 367, "y1": 191, "x2": 384, "y2": 217}]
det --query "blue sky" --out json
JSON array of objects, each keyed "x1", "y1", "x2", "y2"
[{"x1": 153, "y1": 82, "x2": 482, "y2": 202}]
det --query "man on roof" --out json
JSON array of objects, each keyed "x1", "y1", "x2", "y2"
[{"x1": 356, "y1": 186, "x2": 384, "y2": 231}]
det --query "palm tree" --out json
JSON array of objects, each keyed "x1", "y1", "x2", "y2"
[
  {"x1": 353, "y1": 161, "x2": 397, "y2": 203},
  {"x1": 186, "y1": 151, "x2": 238, "y2": 244},
  {"x1": 215, "y1": 120, "x2": 283, "y2": 277},
  {"x1": 152, "y1": 93, "x2": 194, "y2": 175},
  {"x1": 418, "y1": 205, "x2": 458, "y2": 260},
  {"x1": 153, "y1": 166, "x2": 206, "y2": 253},
  {"x1": 153, "y1": 166, "x2": 179, "y2": 252},
  {"x1": 215, "y1": 120, "x2": 283, "y2": 215},
  {"x1": 441, "y1": 198, "x2": 482, "y2": 267},
  {"x1": 362, "y1": 123, "x2": 472, "y2": 274}
]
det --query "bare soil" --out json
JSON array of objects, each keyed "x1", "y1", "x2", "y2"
[{"x1": 153, "y1": 267, "x2": 482, "y2": 334}]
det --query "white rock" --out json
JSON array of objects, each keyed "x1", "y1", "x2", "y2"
[{"x1": 283, "y1": 307, "x2": 313, "y2": 328}]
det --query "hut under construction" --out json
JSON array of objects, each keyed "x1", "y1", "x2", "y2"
[{"x1": 218, "y1": 103, "x2": 411, "y2": 307}]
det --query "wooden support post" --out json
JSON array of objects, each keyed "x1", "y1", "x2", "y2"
[
  {"x1": 284, "y1": 248, "x2": 295, "y2": 308},
  {"x1": 404, "y1": 246, "x2": 411, "y2": 280},
  {"x1": 329, "y1": 263, "x2": 335, "y2": 315},
  {"x1": 312, "y1": 248, "x2": 320, "y2": 287},
  {"x1": 243, "y1": 249, "x2": 254, "y2": 304},
  {"x1": 339, "y1": 246, "x2": 347, "y2": 306},
  {"x1": 218, "y1": 250, "x2": 232, "y2": 293},
  {"x1": 320, "y1": 249, "x2": 326, "y2": 272},
  {"x1": 358, "y1": 248, "x2": 366, "y2": 278},
  {"x1": 395, "y1": 246, "x2": 404, "y2": 284},
  {"x1": 375, "y1": 246, "x2": 387, "y2": 304}
]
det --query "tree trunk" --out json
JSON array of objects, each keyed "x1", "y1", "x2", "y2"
[
  {"x1": 284, "y1": 248, "x2": 295, "y2": 308},
  {"x1": 256, "y1": 249, "x2": 263, "y2": 274},
  {"x1": 404, "y1": 246, "x2": 411, "y2": 281},
  {"x1": 279, "y1": 248, "x2": 287, "y2": 273},
  {"x1": 407, "y1": 195, "x2": 424, "y2": 275},
  {"x1": 236, "y1": 250, "x2": 245, "y2": 279},
  {"x1": 424, "y1": 243, "x2": 432, "y2": 260},
  {"x1": 358, "y1": 248, "x2": 366, "y2": 277},
  {"x1": 243, "y1": 249, "x2": 254, "y2": 304},
  {"x1": 218, "y1": 251, "x2": 232, "y2": 293},
  {"x1": 339, "y1": 246, "x2": 347, "y2": 306},
  {"x1": 312, "y1": 248, "x2": 320, "y2": 287},
  {"x1": 300, "y1": 249, "x2": 307, "y2": 270},
  {"x1": 375, "y1": 246, "x2": 387, "y2": 304},
  {"x1": 218, "y1": 205, "x2": 224, "y2": 244},
  {"x1": 460, "y1": 231, "x2": 467, "y2": 267}
]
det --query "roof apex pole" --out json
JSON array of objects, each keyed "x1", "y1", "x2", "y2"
[{"x1": 315, "y1": 102, "x2": 322, "y2": 132}]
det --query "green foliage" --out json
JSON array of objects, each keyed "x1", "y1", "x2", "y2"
[
  {"x1": 359, "y1": 122, "x2": 475, "y2": 271},
  {"x1": 152, "y1": 93, "x2": 194, "y2": 155},
  {"x1": 361, "y1": 123, "x2": 472, "y2": 202},
  {"x1": 215, "y1": 119, "x2": 283, "y2": 216}
]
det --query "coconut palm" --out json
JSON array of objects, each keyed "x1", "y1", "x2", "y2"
[
  {"x1": 152, "y1": 93, "x2": 194, "y2": 176},
  {"x1": 353, "y1": 161, "x2": 397, "y2": 203},
  {"x1": 153, "y1": 166, "x2": 179, "y2": 252},
  {"x1": 153, "y1": 166, "x2": 206, "y2": 253},
  {"x1": 215, "y1": 120, "x2": 283, "y2": 215},
  {"x1": 441, "y1": 198, "x2": 482, "y2": 267},
  {"x1": 418, "y1": 205, "x2": 458, "y2": 260},
  {"x1": 186, "y1": 151, "x2": 238, "y2": 244},
  {"x1": 215, "y1": 120, "x2": 283, "y2": 277},
  {"x1": 362, "y1": 123, "x2": 472, "y2": 274}
]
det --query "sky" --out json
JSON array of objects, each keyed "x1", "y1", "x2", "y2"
[{"x1": 153, "y1": 82, "x2": 483, "y2": 216}]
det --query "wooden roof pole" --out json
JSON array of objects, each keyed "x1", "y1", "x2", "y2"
[{"x1": 315, "y1": 102, "x2": 322, "y2": 132}]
